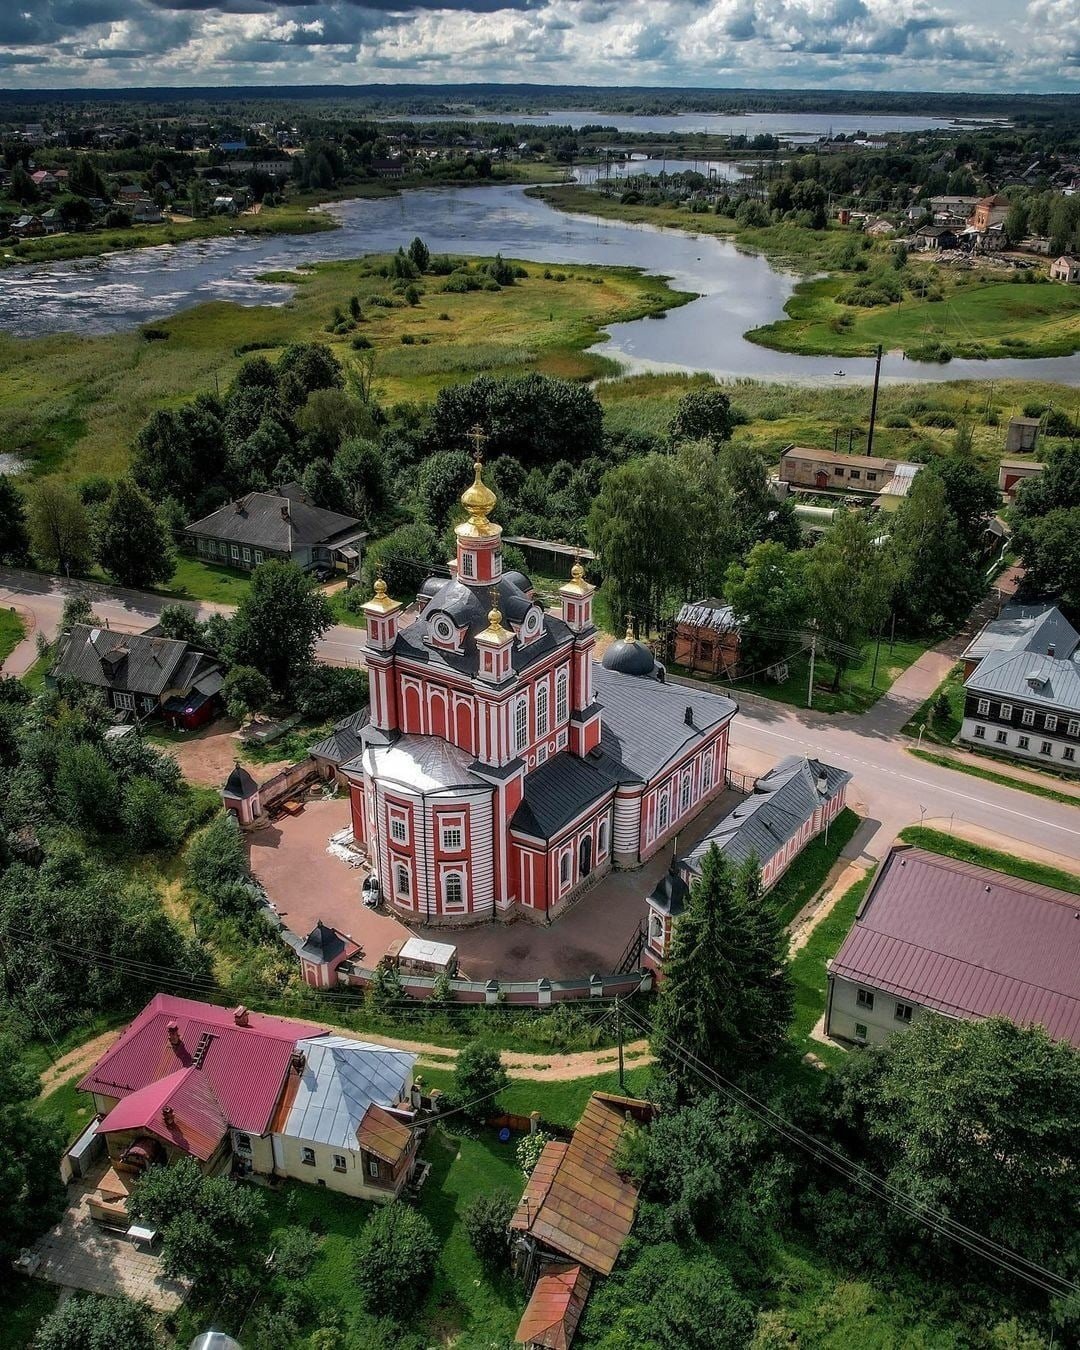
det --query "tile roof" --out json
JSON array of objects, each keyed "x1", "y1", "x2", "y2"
[
  {"x1": 185, "y1": 490, "x2": 364, "y2": 554},
  {"x1": 79, "y1": 993, "x2": 324, "y2": 1135},
  {"x1": 962, "y1": 602, "x2": 1079, "y2": 665},
  {"x1": 52, "y1": 624, "x2": 217, "y2": 699},
  {"x1": 964, "y1": 648, "x2": 1080, "y2": 714},
  {"x1": 283, "y1": 1036, "x2": 415, "y2": 1150},
  {"x1": 685, "y1": 756, "x2": 850, "y2": 874},
  {"x1": 515, "y1": 1264, "x2": 593, "y2": 1350},
  {"x1": 309, "y1": 707, "x2": 370, "y2": 766},
  {"x1": 510, "y1": 1093, "x2": 653, "y2": 1276},
  {"x1": 593, "y1": 665, "x2": 736, "y2": 783},
  {"x1": 830, "y1": 847, "x2": 1080, "y2": 1047},
  {"x1": 98, "y1": 1066, "x2": 228, "y2": 1162}
]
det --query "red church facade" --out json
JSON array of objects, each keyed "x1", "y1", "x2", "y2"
[{"x1": 343, "y1": 455, "x2": 736, "y2": 926}]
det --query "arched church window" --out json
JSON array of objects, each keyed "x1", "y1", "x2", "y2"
[
  {"x1": 560, "y1": 852, "x2": 571, "y2": 888},
  {"x1": 681, "y1": 772, "x2": 692, "y2": 814},
  {"x1": 444, "y1": 872, "x2": 464, "y2": 908},
  {"x1": 514, "y1": 698, "x2": 529, "y2": 753},
  {"x1": 396, "y1": 864, "x2": 410, "y2": 899},
  {"x1": 536, "y1": 683, "x2": 549, "y2": 738},
  {"x1": 556, "y1": 669, "x2": 569, "y2": 724},
  {"x1": 658, "y1": 793, "x2": 669, "y2": 833}
]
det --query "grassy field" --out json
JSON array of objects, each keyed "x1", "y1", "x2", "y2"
[
  {"x1": 771, "y1": 807, "x2": 861, "y2": 927},
  {"x1": 417, "y1": 1064, "x2": 652, "y2": 1130},
  {"x1": 749, "y1": 269, "x2": 1080, "y2": 360},
  {"x1": 161, "y1": 556, "x2": 253, "y2": 606},
  {"x1": 788, "y1": 871, "x2": 871, "y2": 1065},
  {"x1": 898, "y1": 825, "x2": 1080, "y2": 893},
  {"x1": 0, "y1": 607, "x2": 26, "y2": 666},
  {"x1": 2, "y1": 255, "x2": 690, "y2": 484}
]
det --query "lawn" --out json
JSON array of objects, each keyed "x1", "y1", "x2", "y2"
[
  {"x1": 902, "y1": 662, "x2": 965, "y2": 744},
  {"x1": 417, "y1": 1064, "x2": 653, "y2": 1130},
  {"x1": 898, "y1": 825, "x2": 1080, "y2": 895},
  {"x1": 160, "y1": 556, "x2": 253, "y2": 606},
  {"x1": 909, "y1": 747, "x2": 1080, "y2": 806},
  {"x1": 1, "y1": 254, "x2": 691, "y2": 484},
  {"x1": 31, "y1": 1071, "x2": 96, "y2": 1146},
  {"x1": 788, "y1": 871, "x2": 872, "y2": 1065},
  {"x1": 748, "y1": 268, "x2": 1080, "y2": 360},
  {"x1": 0, "y1": 606, "x2": 26, "y2": 666},
  {"x1": 770, "y1": 807, "x2": 861, "y2": 927},
  {"x1": 326, "y1": 585, "x2": 367, "y2": 629}
]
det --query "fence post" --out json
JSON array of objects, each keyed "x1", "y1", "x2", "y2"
[{"x1": 529, "y1": 1111, "x2": 541, "y2": 1135}]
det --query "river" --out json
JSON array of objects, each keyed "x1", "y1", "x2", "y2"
[{"x1": 1, "y1": 182, "x2": 1078, "y2": 387}]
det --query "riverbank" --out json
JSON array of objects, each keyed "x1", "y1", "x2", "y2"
[{"x1": 0, "y1": 253, "x2": 691, "y2": 481}]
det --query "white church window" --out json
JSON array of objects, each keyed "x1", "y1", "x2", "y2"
[
  {"x1": 441, "y1": 824, "x2": 463, "y2": 852},
  {"x1": 556, "y1": 669, "x2": 569, "y2": 723},
  {"x1": 460, "y1": 551, "x2": 475, "y2": 578},
  {"x1": 559, "y1": 852, "x2": 571, "y2": 888},
  {"x1": 536, "y1": 683, "x2": 549, "y2": 738},
  {"x1": 390, "y1": 815, "x2": 408, "y2": 845},
  {"x1": 396, "y1": 864, "x2": 411, "y2": 899},
  {"x1": 444, "y1": 872, "x2": 464, "y2": 909},
  {"x1": 681, "y1": 772, "x2": 692, "y2": 814},
  {"x1": 702, "y1": 754, "x2": 713, "y2": 791},
  {"x1": 514, "y1": 698, "x2": 529, "y2": 753},
  {"x1": 598, "y1": 820, "x2": 608, "y2": 856},
  {"x1": 658, "y1": 792, "x2": 670, "y2": 833}
]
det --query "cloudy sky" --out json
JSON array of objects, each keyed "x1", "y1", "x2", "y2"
[{"x1": 0, "y1": 0, "x2": 1073, "y2": 92}]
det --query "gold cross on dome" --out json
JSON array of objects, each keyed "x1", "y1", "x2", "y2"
[{"x1": 468, "y1": 424, "x2": 488, "y2": 459}]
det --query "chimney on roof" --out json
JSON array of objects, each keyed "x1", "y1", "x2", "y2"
[
  {"x1": 1048, "y1": 643, "x2": 1056, "y2": 657},
  {"x1": 167, "y1": 1021, "x2": 180, "y2": 1046},
  {"x1": 291, "y1": 1050, "x2": 306, "y2": 1074},
  {"x1": 280, "y1": 504, "x2": 290, "y2": 521},
  {"x1": 162, "y1": 1105, "x2": 175, "y2": 1127},
  {"x1": 816, "y1": 770, "x2": 829, "y2": 796},
  {"x1": 684, "y1": 705, "x2": 694, "y2": 726},
  {"x1": 233, "y1": 1006, "x2": 249, "y2": 1026},
  {"x1": 234, "y1": 500, "x2": 244, "y2": 512}
]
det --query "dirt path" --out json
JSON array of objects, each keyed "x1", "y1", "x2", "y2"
[{"x1": 39, "y1": 1029, "x2": 123, "y2": 1094}]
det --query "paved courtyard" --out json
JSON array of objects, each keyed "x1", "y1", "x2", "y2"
[
  {"x1": 251, "y1": 789, "x2": 744, "y2": 982},
  {"x1": 29, "y1": 1163, "x2": 190, "y2": 1312}
]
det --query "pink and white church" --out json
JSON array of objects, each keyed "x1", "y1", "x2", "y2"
[{"x1": 343, "y1": 457, "x2": 737, "y2": 926}]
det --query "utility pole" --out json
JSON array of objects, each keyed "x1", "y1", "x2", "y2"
[
  {"x1": 615, "y1": 996, "x2": 625, "y2": 1092},
  {"x1": 865, "y1": 342, "x2": 883, "y2": 458},
  {"x1": 807, "y1": 624, "x2": 817, "y2": 710}
]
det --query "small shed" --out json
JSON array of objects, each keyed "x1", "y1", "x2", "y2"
[
  {"x1": 396, "y1": 936, "x2": 458, "y2": 976},
  {"x1": 672, "y1": 599, "x2": 740, "y2": 678},
  {"x1": 1005, "y1": 416, "x2": 1041, "y2": 455},
  {"x1": 222, "y1": 762, "x2": 261, "y2": 826}
]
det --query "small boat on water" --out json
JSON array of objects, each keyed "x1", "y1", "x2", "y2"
[{"x1": 833, "y1": 369, "x2": 846, "y2": 376}]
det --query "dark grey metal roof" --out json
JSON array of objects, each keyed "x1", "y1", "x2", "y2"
[
  {"x1": 223, "y1": 762, "x2": 259, "y2": 798},
  {"x1": 965, "y1": 649, "x2": 1080, "y2": 713},
  {"x1": 601, "y1": 637, "x2": 660, "y2": 678},
  {"x1": 593, "y1": 665, "x2": 736, "y2": 782},
  {"x1": 962, "y1": 603, "x2": 1079, "y2": 665},
  {"x1": 185, "y1": 490, "x2": 365, "y2": 554},
  {"x1": 296, "y1": 921, "x2": 347, "y2": 965},
  {"x1": 310, "y1": 707, "x2": 370, "y2": 766},
  {"x1": 511, "y1": 751, "x2": 622, "y2": 840},
  {"x1": 648, "y1": 864, "x2": 690, "y2": 917},
  {"x1": 685, "y1": 755, "x2": 851, "y2": 873},
  {"x1": 51, "y1": 624, "x2": 217, "y2": 699}
]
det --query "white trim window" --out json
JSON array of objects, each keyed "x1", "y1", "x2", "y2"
[
  {"x1": 395, "y1": 863, "x2": 411, "y2": 899},
  {"x1": 1069, "y1": 720, "x2": 1080, "y2": 737},
  {"x1": 977, "y1": 698, "x2": 990, "y2": 715},
  {"x1": 996, "y1": 730, "x2": 1008, "y2": 744},
  {"x1": 556, "y1": 669, "x2": 569, "y2": 724},
  {"x1": 1044, "y1": 715, "x2": 1058, "y2": 732},
  {"x1": 390, "y1": 814, "x2": 409, "y2": 845},
  {"x1": 301, "y1": 1147, "x2": 316, "y2": 1166},
  {"x1": 657, "y1": 792, "x2": 670, "y2": 833},
  {"x1": 1022, "y1": 708, "x2": 1035, "y2": 727},
  {"x1": 514, "y1": 698, "x2": 529, "y2": 753},
  {"x1": 680, "y1": 772, "x2": 692, "y2": 814},
  {"x1": 443, "y1": 872, "x2": 465, "y2": 910},
  {"x1": 242, "y1": 546, "x2": 251, "y2": 563},
  {"x1": 333, "y1": 1154, "x2": 347, "y2": 1173},
  {"x1": 1000, "y1": 703, "x2": 1012, "y2": 720},
  {"x1": 702, "y1": 754, "x2": 713, "y2": 792},
  {"x1": 460, "y1": 550, "x2": 475, "y2": 579},
  {"x1": 1064, "y1": 747, "x2": 1076, "y2": 762},
  {"x1": 598, "y1": 820, "x2": 608, "y2": 857},
  {"x1": 231, "y1": 544, "x2": 240, "y2": 561},
  {"x1": 114, "y1": 692, "x2": 136, "y2": 711},
  {"x1": 441, "y1": 823, "x2": 463, "y2": 852},
  {"x1": 536, "y1": 682, "x2": 549, "y2": 738},
  {"x1": 1040, "y1": 741, "x2": 1053, "y2": 756},
  {"x1": 973, "y1": 724, "x2": 986, "y2": 739},
  {"x1": 254, "y1": 550, "x2": 263, "y2": 565},
  {"x1": 559, "y1": 852, "x2": 571, "y2": 890}
]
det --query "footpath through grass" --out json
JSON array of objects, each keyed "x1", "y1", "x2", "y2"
[
  {"x1": 0, "y1": 606, "x2": 26, "y2": 666},
  {"x1": 788, "y1": 872, "x2": 871, "y2": 1066},
  {"x1": 899, "y1": 826, "x2": 1080, "y2": 894}
]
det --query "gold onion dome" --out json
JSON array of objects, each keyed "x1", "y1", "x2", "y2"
[
  {"x1": 477, "y1": 603, "x2": 511, "y2": 644},
  {"x1": 456, "y1": 459, "x2": 500, "y2": 538},
  {"x1": 365, "y1": 576, "x2": 399, "y2": 614},
  {"x1": 561, "y1": 557, "x2": 593, "y2": 597}
]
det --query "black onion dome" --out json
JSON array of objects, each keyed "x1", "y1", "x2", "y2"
[{"x1": 602, "y1": 637, "x2": 660, "y2": 678}]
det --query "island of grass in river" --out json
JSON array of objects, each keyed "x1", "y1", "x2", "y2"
[{"x1": 0, "y1": 254, "x2": 691, "y2": 481}]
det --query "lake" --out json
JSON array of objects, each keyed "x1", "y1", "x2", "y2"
[
  {"x1": 1, "y1": 182, "x2": 1077, "y2": 387},
  {"x1": 383, "y1": 109, "x2": 999, "y2": 143}
]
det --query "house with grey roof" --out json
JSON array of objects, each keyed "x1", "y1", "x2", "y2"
[
  {"x1": 50, "y1": 623, "x2": 223, "y2": 729},
  {"x1": 826, "y1": 846, "x2": 1080, "y2": 1048},
  {"x1": 959, "y1": 602, "x2": 1080, "y2": 772},
  {"x1": 645, "y1": 756, "x2": 850, "y2": 967},
  {"x1": 310, "y1": 708, "x2": 370, "y2": 784},
  {"x1": 185, "y1": 482, "x2": 367, "y2": 575}
]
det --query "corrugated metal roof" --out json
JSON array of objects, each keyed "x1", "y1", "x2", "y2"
[
  {"x1": 355, "y1": 1103, "x2": 414, "y2": 1164},
  {"x1": 282, "y1": 1035, "x2": 414, "y2": 1149},
  {"x1": 185, "y1": 491, "x2": 364, "y2": 553},
  {"x1": 830, "y1": 847, "x2": 1080, "y2": 1047},
  {"x1": 964, "y1": 648, "x2": 1080, "y2": 713},
  {"x1": 51, "y1": 624, "x2": 215, "y2": 698},
  {"x1": 79, "y1": 994, "x2": 324, "y2": 1135},
  {"x1": 676, "y1": 599, "x2": 738, "y2": 632},
  {"x1": 593, "y1": 665, "x2": 736, "y2": 782},
  {"x1": 98, "y1": 1066, "x2": 228, "y2": 1161},
  {"x1": 962, "y1": 603, "x2": 1079, "y2": 665},
  {"x1": 685, "y1": 756, "x2": 850, "y2": 873},
  {"x1": 511, "y1": 1093, "x2": 653, "y2": 1276},
  {"x1": 515, "y1": 1264, "x2": 592, "y2": 1350}
]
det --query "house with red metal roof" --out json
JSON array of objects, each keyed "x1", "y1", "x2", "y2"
[
  {"x1": 825, "y1": 846, "x2": 1080, "y2": 1049},
  {"x1": 76, "y1": 994, "x2": 420, "y2": 1218},
  {"x1": 510, "y1": 1092, "x2": 655, "y2": 1350}
]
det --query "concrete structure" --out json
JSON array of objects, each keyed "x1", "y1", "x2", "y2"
[
  {"x1": 343, "y1": 454, "x2": 736, "y2": 927},
  {"x1": 185, "y1": 482, "x2": 367, "y2": 574},
  {"x1": 1050, "y1": 255, "x2": 1080, "y2": 283},
  {"x1": 826, "y1": 846, "x2": 1080, "y2": 1047},
  {"x1": 779, "y1": 445, "x2": 919, "y2": 498}
]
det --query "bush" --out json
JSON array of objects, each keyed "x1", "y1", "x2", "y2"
[
  {"x1": 223, "y1": 664, "x2": 271, "y2": 722},
  {"x1": 517, "y1": 1130, "x2": 555, "y2": 1176},
  {"x1": 32, "y1": 1292, "x2": 157, "y2": 1350},
  {"x1": 355, "y1": 1203, "x2": 438, "y2": 1316},
  {"x1": 186, "y1": 812, "x2": 249, "y2": 898},
  {"x1": 121, "y1": 777, "x2": 181, "y2": 851},
  {"x1": 883, "y1": 413, "x2": 911, "y2": 428},
  {"x1": 464, "y1": 1189, "x2": 516, "y2": 1269},
  {"x1": 453, "y1": 1041, "x2": 509, "y2": 1120},
  {"x1": 292, "y1": 664, "x2": 367, "y2": 722}
]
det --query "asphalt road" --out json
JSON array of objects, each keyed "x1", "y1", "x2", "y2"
[{"x1": 2, "y1": 565, "x2": 1077, "y2": 871}]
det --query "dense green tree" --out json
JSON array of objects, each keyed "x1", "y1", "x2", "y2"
[
  {"x1": 804, "y1": 510, "x2": 891, "y2": 690},
  {"x1": 27, "y1": 482, "x2": 91, "y2": 576},
  {"x1": 724, "y1": 541, "x2": 808, "y2": 671},
  {"x1": 359, "y1": 522, "x2": 443, "y2": 601},
  {"x1": 120, "y1": 776, "x2": 181, "y2": 851},
  {"x1": 354, "y1": 1203, "x2": 438, "y2": 1317},
  {"x1": 407, "y1": 235, "x2": 430, "y2": 272},
  {"x1": 32, "y1": 1292, "x2": 157, "y2": 1350},
  {"x1": 0, "y1": 476, "x2": 29, "y2": 563},
  {"x1": 453, "y1": 1041, "x2": 510, "y2": 1119},
  {"x1": 186, "y1": 812, "x2": 250, "y2": 899},
  {"x1": 155, "y1": 602, "x2": 207, "y2": 648},
  {"x1": 418, "y1": 449, "x2": 474, "y2": 530},
  {"x1": 651, "y1": 850, "x2": 792, "y2": 1099},
  {"x1": 277, "y1": 342, "x2": 344, "y2": 410},
  {"x1": 669, "y1": 386, "x2": 736, "y2": 447},
  {"x1": 227, "y1": 560, "x2": 332, "y2": 699},
  {"x1": 1012, "y1": 506, "x2": 1080, "y2": 612},
  {"x1": 888, "y1": 471, "x2": 978, "y2": 631},
  {"x1": 925, "y1": 455, "x2": 1000, "y2": 553},
  {"x1": 1012, "y1": 441, "x2": 1080, "y2": 521},
  {"x1": 132, "y1": 393, "x2": 225, "y2": 508},
  {"x1": 223, "y1": 664, "x2": 272, "y2": 722},
  {"x1": 94, "y1": 478, "x2": 175, "y2": 589},
  {"x1": 54, "y1": 742, "x2": 120, "y2": 832},
  {"x1": 129, "y1": 1156, "x2": 265, "y2": 1286},
  {"x1": 429, "y1": 373, "x2": 603, "y2": 468},
  {"x1": 228, "y1": 415, "x2": 292, "y2": 492},
  {"x1": 296, "y1": 386, "x2": 370, "y2": 459},
  {"x1": 292, "y1": 664, "x2": 368, "y2": 722},
  {"x1": 334, "y1": 437, "x2": 390, "y2": 525},
  {"x1": 301, "y1": 455, "x2": 345, "y2": 512},
  {"x1": 588, "y1": 455, "x2": 687, "y2": 629},
  {"x1": 0, "y1": 1040, "x2": 65, "y2": 1288},
  {"x1": 463, "y1": 1189, "x2": 516, "y2": 1269},
  {"x1": 830, "y1": 1016, "x2": 1080, "y2": 1278}
]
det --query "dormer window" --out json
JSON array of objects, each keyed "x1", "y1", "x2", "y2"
[
  {"x1": 520, "y1": 606, "x2": 543, "y2": 645},
  {"x1": 428, "y1": 613, "x2": 459, "y2": 649}
]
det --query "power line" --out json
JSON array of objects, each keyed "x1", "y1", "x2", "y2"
[{"x1": 619, "y1": 1005, "x2": 1079, "y2": 1302}]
